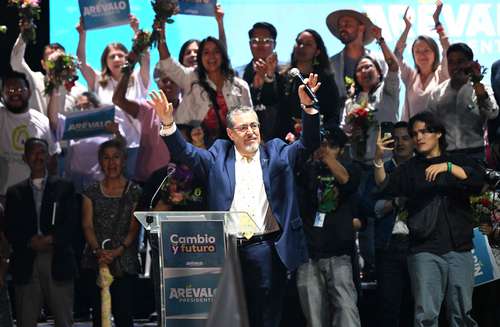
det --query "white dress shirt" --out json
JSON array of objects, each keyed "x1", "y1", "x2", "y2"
[{"x1": 230, "y1": 148, "x2": 280, "y2": 235}]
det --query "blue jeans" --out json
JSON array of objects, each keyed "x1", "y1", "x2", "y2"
[
  {"x1": 407, "y1": 251, "x2": 478, "y2": 327},
  {"x1": 296, "y1": 255, "x2": 360, "y2": 327}
]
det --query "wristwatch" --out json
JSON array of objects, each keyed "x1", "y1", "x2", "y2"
[{"x1": 300, "y1": 103, "x2": 317, "y2": 110}]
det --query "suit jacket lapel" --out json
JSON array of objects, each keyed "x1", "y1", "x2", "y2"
[
  {"x1": 40, "y1": 176, "x2": 56, "y2": 232},
  {"x1": 260, "y1": 145, "x2": 271, "y2": 199},
  {"x1": 20, "y1": 179, "x2": 38, "y2": 229},
  {"x1": 225, "y1": 146, "x2": 236, "y2": 200}
]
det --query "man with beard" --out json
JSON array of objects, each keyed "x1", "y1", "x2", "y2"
[
  {"x1": 0, "y1": 71, "x2": 59, "y2": 203},
  {"x1": 428, "y1": 43, "x2": 498, "y2": 160},
  {"x1": 149, "y1": 74, "x2": 321, "y2": 327},
  {"x1": 326, "y1": 9, "x2": 387, "y2": 117},
  {"x1": 236, "y1": 22, "x2": 279, "y2": 141}
]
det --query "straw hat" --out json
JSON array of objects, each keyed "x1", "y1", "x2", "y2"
[{"x1": 326, "y1": 9, "x2": 375, "y2": 45}]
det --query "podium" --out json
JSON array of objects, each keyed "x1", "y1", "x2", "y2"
[{"x1": 134, "y1": 211, "x2": 260, "y2": 327}]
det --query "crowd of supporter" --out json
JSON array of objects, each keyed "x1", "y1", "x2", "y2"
[{"x1": 2, "y1": 1, "x2": 500, "y2": 327}]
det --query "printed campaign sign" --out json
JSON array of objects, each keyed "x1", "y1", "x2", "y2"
[
  {"x1": 472, "y1": 228, "x2": 500, "y2": 286},
  {"x1": 62, "y1": 106, "x2": 115, "y2": 140},
  {"x1": 79, "y1": 0, "x2": 130, "y2": 30},
  {"x1": 164, "y1": 272, "x2": 220, "y2": 317},
  {"x1": 160, "y1": 219, "x2": 225, "y2": 326},
  {"x1": 179, "y1": 0, "x2": 216, "y2": 16},
  {"x1": 162, "y1": 220, "x2": 225, "y2": 268}
]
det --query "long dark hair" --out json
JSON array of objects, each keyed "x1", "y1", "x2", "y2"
[
  {"x1": 353, "y1": 55, "x2": 383, "y2": 95},
  {"x1": 178, "y1": 39, "x2": 200, "y2": 66},
  {"x1": 411, "y1": 35, "x2": 440, "y2": 73},
  {"x1": 288, "y1": 29, "x2": 331, "y2": 76},
  {"x1": 193, "y1": 37, "x2": 235, "y2": 139}
]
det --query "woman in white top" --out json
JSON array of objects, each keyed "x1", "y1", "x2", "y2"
[
  {"x1": 157, "y1": 22, "x2": 251, "y2": 144},
  {"x1": 76, "y1": 15, "x2": 150, "y2": 177},
  {"x1": 395, "y1": 1, "x2": 450, "y2": 121}
]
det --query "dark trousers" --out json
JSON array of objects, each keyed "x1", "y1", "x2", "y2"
[
  {"x1": 238, "y1": 240, "x2": 287, "y2": 327},
  {"x1": 82, "y1": 269, "x2": 137, "y2": 327},
  {"x1": 375, "y1": 236, "x2": 413, "y2": 327}
]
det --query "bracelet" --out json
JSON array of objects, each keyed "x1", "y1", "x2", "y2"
[
  {"x1": 373, "y1": 159, "x2": 384, "y2": 168},
  {"x1": 376, "y1": 37, "x2": 385, "y2": 45},
  {"x1": 447, "y1": 162, "x2": 452, "y2": 173},
  {"x1": 263, "y1": 73, "x2": 275, "y2": 83}
]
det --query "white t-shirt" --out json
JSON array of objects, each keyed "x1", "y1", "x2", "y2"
[
  {"x1": 93, "y1": 70, "x2": 148, "y2": 148},
  {"x1": 0, "y1": 105, "x2": 59, "y2": 195}
]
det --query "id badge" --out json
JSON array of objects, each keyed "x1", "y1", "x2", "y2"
[{"x1": 313, "y1": 212, "x2": 326, "y2": 228}]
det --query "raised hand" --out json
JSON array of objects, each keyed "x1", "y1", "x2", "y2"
[
  {"x1": 403, "y1": 6, "x2": 412, "y2": 29},
  {"x1": 147, "y1": 90, "x2": 174, "y2": 125},
  {"x1": 298, "y1": 73, "x2": 321, "y2": 106},
  {"x1": 372, "y1": 25, "x2": 382, "y2": 41},
  {"x1": 214, "y1": 3, "x2": 224, "y2": 24},
  {"x1": 433, "y1": 0, "x2": 443, "y2": 25},
  {"x1": 375, "y1": 127, "x2": 394, "y2": 160},
  {"x1": 76, "y1": 17, "x2": 85, "y2": 34},
  {"x1": 129, "y1": 14, "x2": 140, "y2": 34}
]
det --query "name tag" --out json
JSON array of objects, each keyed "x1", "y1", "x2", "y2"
[{"x1": 313, "y1": 212, "x2": 326, "y2": 228}]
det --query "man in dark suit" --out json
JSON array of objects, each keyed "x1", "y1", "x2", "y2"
[
  {"x1": 149, "y1": 75, "x2": 321, "y2": 327},
  {"x1": 5, "y1": 137, "x2": 77, "y2": 327}
]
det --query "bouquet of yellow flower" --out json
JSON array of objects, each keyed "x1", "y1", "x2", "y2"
[
  {"x1": 44, "y1": 53, "x2": 79, "y2": 95},
  {"x1": 150, "y1": 0, "x2": 179, "y2": 47},
  {"x1": 8, "y1": 0, "x2": 41, "y2": 44}
]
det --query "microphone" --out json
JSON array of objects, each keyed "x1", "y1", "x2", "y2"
[
  {"x1": 289, "y1": 68, "x2": 318, "y2": 104},
  {"x1": 149, "y1": 165, "x2": 176, "y2": 210}
]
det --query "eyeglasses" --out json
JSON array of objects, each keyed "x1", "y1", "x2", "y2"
[
  {"x1": 4, "y1": 87, "x2": 28, "y2": 95},
  {"x1": 250, "y1": 37, "x2": 275, "y2": 46},
  {"x1": 232, "y1": 122, "x2": 260, "y2": 133}
]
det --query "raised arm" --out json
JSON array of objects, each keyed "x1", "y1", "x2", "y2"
[
  {"x1": 10, "y1": 20, "x2": 35, "y2": 75},
  {"x1": 149, "y1": 89, "x2": 212, "y2": 177},
  {"x1": 373, "y1": 26, "x2": 399, "y2": 73},
  {"x1": 215, "y1": 4, "x2": 227, "y2": 50},
  {"x1": 129, "y1": 14, "x2": 151, "y2": 89},
  {"x1": 112, "y1": 67, "x2": 140, "y2": 118},
  {"x1": 395, "y1": 6, "x2": 412, "y2": 59},
  {"x1": 76, "y1": 17, "x2": 97, "y2": 90},
  {"x1": 433, "y1": 0, "x2": 450, "y2": 51}
]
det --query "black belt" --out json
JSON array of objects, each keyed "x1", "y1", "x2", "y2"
[{"x1": 236, "y1": 231, "x2": 280, "y2": 247}]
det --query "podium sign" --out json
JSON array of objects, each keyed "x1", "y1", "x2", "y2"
[
  {"x1": 134, "y1": 211, "x2": 259, "y2": 327},
  {"x1": 162, "y1": 220, "x2": 224, "y2": 326}
]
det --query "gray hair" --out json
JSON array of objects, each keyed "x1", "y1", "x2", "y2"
[{"x1": 226, "y1": 106, "x2": 258, "y2": 128}]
